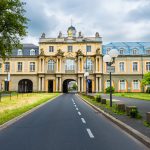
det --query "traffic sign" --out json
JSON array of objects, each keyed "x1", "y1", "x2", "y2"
[{"x1": 107, "y1": 66, "x2": 115, "y2": 73}]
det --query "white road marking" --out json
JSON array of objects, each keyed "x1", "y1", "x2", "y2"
[
  {"x1": 78, "y1": 112, "x2": 81, "y2": 115},
  {"x1": 76, "y1": 108, "x2": 79, "y2": 110},
  {"x1": 81, "y1": 118, "x2": 86, "y2": 124},
  {"x1": 74, "y1": 105, "x2": 77, "y2": 107},
  {"x1": 72, "y1": 98, "x2": 74, "y2": 102},
  {"x1": 86, "y1": 128, "x2": 94, "y2": 138},
  {"x1": 112, "y1": 99, "x2": 120, "y2": 102}
]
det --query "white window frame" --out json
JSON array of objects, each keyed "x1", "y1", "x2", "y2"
[
  {"x1": 86, "y1": 59, "x2": 93, "y2": 71},
  {"x1": 30, "y1": 62, "x2": 35, "y2": 72},
  {"x1": 146, "y1": 62, "x2": 150, "y2": 71},
  {"x1": 119, "y1": 49, "x2": 124, "y2": 55},
  {"x1": 132, "y1": 49, "x2": 138, "y2": 55},
  {"x1": 120, "y1": 80, "x2": 126, "y2": 90},
  {"x1": 132, "y1": 62, "x2": 138, "y2": 72},
  {"x1": 106, "y1": 80, "x2": 110, "y2": 88},
  {"x1": 65, "y1": 59, "x2": 75, "y2": 70},
  {"x1": 119, "y1": 62, "x2": 125, "y2": 72},
  {"x1": 30, "y1": 49, "x2": 35, "y2": 55},
  {"x1": 49, "y1": 46, "x2": 54, "y2": 52},
  {"x1": 48, "y1": 60, "x2": 54, "y2": 71},
  {"x1": 18, "y1": 49, "x2": 23, "y2": 56},
  {"x1": 5, "y1": 62, "x2": 10, "y2": 72},
  {"x1": 18, "y1": 62, "x2": 22, "y2": 72},
  {"x1": 86, "y1": 45, "x2": 91, "y2": 52},
  {"x1": 133, "y1": 80, "x2": 139, "y2": 90},
  {"x1": 68, "y1": 46, "x2": 73, "y2": 52}
]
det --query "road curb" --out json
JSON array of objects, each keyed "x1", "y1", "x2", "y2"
[
  {"x1": 76, "y1": 94, "x2": 150, "y2": 148},
  {"x1": 0, "y1": 93, "x2": 62, "y2": 131}
]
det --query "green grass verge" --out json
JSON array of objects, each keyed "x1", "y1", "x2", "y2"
[
  {"x1": 0, "y1": 93, "x2": 59, "y2": 125},
  {"x1": 80, "y1": 94, "x2": 125, "y2": 115},
  {"x1": 143, "y1": 121, "x2": 150, "y2": 128},
  {"x1": 113, "y1": 93, "x2": 150, "y2": 101}
]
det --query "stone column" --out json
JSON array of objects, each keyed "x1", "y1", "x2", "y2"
[
  {"x1": 99, "y1": 78, "x2": 102, "y2": 92},
  {"x1": 38, "y1": 77, "x2": 41, "y2": 91},
  {"x1": 96, "y1": 57, "x2": 97, "y2": 72},
  {"x1": 60, "y1": 59, "x2": 61, "y2": 72},
  {"x1": 42, "y1": 77, "x2": 44, "y2": 91},
  {"x1": 56, "y1": 77, "x2": 58, "y2": 91},
  {"x1": 96, "y1": 77, "x2": 98, "y2": 92},
  {"x1": 43, "y1": 59, "x2": 45, "y2": 73},
  {"x1": 78, "y1": 77, "x2": 80, "y2": 92},
  {"x1": 59, "y1": 77, "x2": 62, "y2": 92},
  {"x1": 81, "y1": 77, "x2": 84, "y2": 92},
  {"x1": 56, "y1": 59, "x2": 58, "y2": 73}
]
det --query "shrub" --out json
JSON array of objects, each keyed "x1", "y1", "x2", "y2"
[
  {"x1": 146, "y1": 87, "x2": 150, "y2": 93},
  {"x1": 105, "y1": 87, "x2": 115, "y2": 93},
  {"x1": 95, "y1": 95, "x2": 102, "y2": 102}
]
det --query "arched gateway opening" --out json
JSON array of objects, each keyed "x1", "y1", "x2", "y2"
[
  {"x1": 18, "y1": 79, "x2": 33, "y2": 93},
  {"x1": 63, "y1": 79, "x2": 77, "y2": 93}
]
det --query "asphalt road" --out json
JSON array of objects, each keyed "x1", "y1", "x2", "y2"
[{"x1": 0, "y1": 94, "x2": 149, "y2": 150}]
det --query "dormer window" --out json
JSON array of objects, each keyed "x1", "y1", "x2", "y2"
[
  {"x1": 146, "y1": 50, "x2": 150, "y2": 54},
  {"x1": 106, "y1": 48, "x2": 110, "y2": 54},
  {"x1": 30, "y1": 49, "x2": 35, "y2": 55},
  {"x1": 132, "y1": 49, "x2": 138, "y2": 55},
  {"x1": 119, "y1": 49, "x2": 124, "y2": 55},
  {"x1": 18, "y1": 49, "x2": 22, "y2": 56}
]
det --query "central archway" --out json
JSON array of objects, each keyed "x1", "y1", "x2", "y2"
[{"x1": 63, "y1": 79, "x2": 77, "y2": 93}]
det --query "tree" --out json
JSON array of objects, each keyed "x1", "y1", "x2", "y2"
[
  {"x1": 72, "y1": 83, "x2": 78, "y2": 90},
  {"x1": 0, "y1": 0, "x2": 28, "y2": 60},
  {"x1": 141, "y1": 72, "x2": 150, "y2": 86}
]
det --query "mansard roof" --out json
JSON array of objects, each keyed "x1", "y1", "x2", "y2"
[
  {"x1": 11, "y1": 44, "x2": 39, "y2": 57},
  {"x1": 102, "y1": 42, "x2": 150, "y2": 55}
]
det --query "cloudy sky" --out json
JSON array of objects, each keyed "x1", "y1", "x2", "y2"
[{"x1": 22, "y1": 0, "x2": 150, "y2": 45}]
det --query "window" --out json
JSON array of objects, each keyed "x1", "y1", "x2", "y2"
[
  {"x1": 30, "y1": 62, "x2": 35, "y2": 72},
  {"x1": 65, "y1": 59, "x2": 75, "y2": 70},
  {"x1": 133, "y1": 80, "x2": 139, "y2": 90},
  {"x1": 18, "y1": 49, "x2": 23, "y2": 55},
  {"x1": 120, "y1": 80, "x2": 126, "y2": 90},
  {"x1": 146, "y1": 62, "x2": 150, "y2": 71},
  {"x1": 68, "y1": 46, "x2": 73, "y2": 52},
  {"x1": 106, "y1": 48, "x2": 110, "y2": 54},
  {"x1": 106, "y1": 80, "x2": 110, "y2": 88},
  {"x1": 86, "y1": 46, "x2": 91, "y2": 52},
  {"x1": 119, "y1": 49, "x2": 124, "y2": 55},
  {"x1": 49, "y1": 46, "x2": 54, "y2": 52},
  {"x1": 0, "y1": 63, "x2": 2, "y2": 73},
  {"x1": 30, "y1": 49, "x2": 35, "y2": 55},
  {"x1": 48, "y1": 60, "x2": 54, "y2": 71},
  {"x1": 18, "y1": 62, "x2": 22, "y2": 72},
  {"x1": 146, "y1": 50, "x2": 150, "y2": 54},
  {"x1": 119, "y1": 62, "x2": 124, "y2": 72},
  {"x1": 5, "y1": 62, "x2": 10, "y2": 72},
  {"x1": 132, "y1": 62, "x2": 138, "y2": 71},
  {"x1": 132, "y1": 49, "x2": 138, "y2": 55},
  {"x1": 86, "y1": 59, "x2": 93, "y2": 71}
]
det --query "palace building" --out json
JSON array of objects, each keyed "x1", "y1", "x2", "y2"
[{"x1": 0, "y1": 26, "x2": 150, "y2": 93}]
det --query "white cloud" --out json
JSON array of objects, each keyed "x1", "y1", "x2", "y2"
[{"x1": 22, "y1": 0, "x2": 150, "y2": 45}]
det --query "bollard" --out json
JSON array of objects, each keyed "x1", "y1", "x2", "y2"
[{"x1": 146, "y1": 112, "x2": 150, "y2": 124}]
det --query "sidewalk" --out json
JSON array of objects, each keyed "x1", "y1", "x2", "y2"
[{"x1": 88, "y1": 93, "x2": 150, "y2": 138}]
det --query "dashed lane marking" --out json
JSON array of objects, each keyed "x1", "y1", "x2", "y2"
[
  {"x1": 81, "y1": 118, "x2": 86, "y2": 124},
  {"x1": 86, "y1": 128, "x2": 94, "y2": 138},
  {"x1": 78, "y1": 112, "x2": 81, "y2": 116}
]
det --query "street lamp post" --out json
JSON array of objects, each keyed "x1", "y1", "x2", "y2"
[{"x1": 103, "y1": 49, "x2": 119, "y2": 107}]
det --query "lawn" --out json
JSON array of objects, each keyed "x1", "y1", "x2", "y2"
[
  {"x1": 113, "y1": 93, "x2": 150, "y2": 101},
  {"x1": 0, "y1": 93, "x2": 59, "y2": 125}
]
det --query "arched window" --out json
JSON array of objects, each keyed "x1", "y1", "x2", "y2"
[
  {"x1": 86, "y1": 59, "x2": 93, "y2": 71},
  {"x1": 30, "y1": 49, "x2": 35, "y2": 55},
  {"x1": 48, "y1": 60, "x2": 55, "y2": 70},
  {"x1": 132, "y1": 49, "x2": 138, "y2": 55},
  {"x1": 65, "y1": 59, "x2": 75, "y2": 70},
  {"x1": 18, "y1": 49, "x2": 22, "y2": 55}
]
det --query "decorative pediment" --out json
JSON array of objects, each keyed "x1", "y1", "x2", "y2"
[
  {"x1": 55, "y1": 49, "x2": 64, "y2": 57},
  {"x1": 96, "y1": 48, "x2": 101, "y2": 55},
  {"x1": 76, "y1": 49, "x2": 84, "y2": 56}
]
